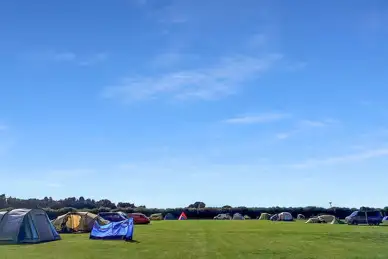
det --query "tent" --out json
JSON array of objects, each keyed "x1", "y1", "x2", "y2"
[
  {"x1": 318, "y1": 215, "x2": 335, "y2": 223},
  {"x1": 259, "y1": 213, "x2": 271, "y2": 220},
  {"x1": 330, "y1": 218, "x2": 344, "y2": 224},
  {"x1": 178, "y1": 212, "x2": 187, "y2": 220},
  {"x1": 270, "y1": 214, "x2": 279, "y2": 221},
  {"x1": 232, "y1": 213, "x2": 245, "y2": 220},
  {"x1": 305, "y1": 217, "x2": 321, "y2": 224},
  {"x1": 297, "y1": 214, "x2": 305, "y2": 220},
  {"x1": 90, "y1": 218, "x2": 133, "y2": 241},
  {"x1": 164, "y1": 213, "x2": 176, "y2": 220},
  {"x1": 0, "y1": 209, "x2": 60, "y2": 244},
  {"x1": 52, "y1": 212, "x2": 107, "y2": 233},
  {"x1": 383, "y1": 216, "x2": 388, "y2": 221},
  {"x1": 0, "y1": 211, "x2": 6, "y2": 222},
  {"x1": 278, "y1": 212, "x2": 293, "y2": 221}
]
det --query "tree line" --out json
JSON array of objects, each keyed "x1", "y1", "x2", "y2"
[{"x1": 1, "y1": 194, "x2": 387, "y2": 219}]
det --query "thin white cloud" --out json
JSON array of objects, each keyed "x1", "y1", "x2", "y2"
[
  {"x1": 103, "y1": 53, "x2": 282, "y2": 101},
  {"x1": 79, "y1": 52, "x2": 109, "y2": 66},
  {"x1": 289, "y1": 148, "x2": 388, "y2": 169},
  {"x1": 224, "y1": 112, "x2": 289, "y2": 124},
  {"x1": 299, "y1": 119, "x2": 336, "y2": 128},
  {"x1": 276, "y1": 132, "x2": 294, "y2": 140},
  {"x1": 276, "y1": 118, "x2": 337, "y2": 140},
  {"x1": 24, "y1": 50, "x2": 108, "y2": 65},
  {"x1": 52, "y1": 51, "x2": 77, "y2": 61}
]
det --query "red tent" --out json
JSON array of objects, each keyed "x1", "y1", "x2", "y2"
[{"x1": 178, "y1": 212, "x2": 187, "y2": 220}]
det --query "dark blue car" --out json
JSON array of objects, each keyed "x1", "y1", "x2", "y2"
[
  {"x1": 98, "y1": 212, "x2": 128, "y2": 222},
  {"x1": 345, "y1": 210, "x2": 383, "y2": 225}
]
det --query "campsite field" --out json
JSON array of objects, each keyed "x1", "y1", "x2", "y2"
[{"x1": 1, "y1": 220, "x2": 388, "y2": 259}]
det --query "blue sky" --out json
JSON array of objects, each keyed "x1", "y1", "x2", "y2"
[{"x1": 1, "y1": 0, "x2": 388, "y2": 208}]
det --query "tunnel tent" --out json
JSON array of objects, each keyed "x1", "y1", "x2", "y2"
[
  {"x1": 0, "y1": 209, "x2": 60, "y2": 244},
  {"x1": 52, "y1": 212, "x2": 108, "y2": 233}
]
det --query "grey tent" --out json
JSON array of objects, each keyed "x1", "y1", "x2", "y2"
[
  {"x1": 233, "y1": 213, "x2": 245, "y2": 220},
  {"x1": 0, "y1": 211, "x2": 6, "y2": 222},
  {"x1": 0, "y1": 209, "x2": 60, "y2": 244}
]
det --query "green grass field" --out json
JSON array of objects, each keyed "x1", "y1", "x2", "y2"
[{"x1": 1, "y1": 220, "x2": 388, "y2": 259}]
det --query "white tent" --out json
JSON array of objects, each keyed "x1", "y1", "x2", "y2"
[
  {"x1": 278, "y1": 212, "x2": 293, "y2": 221},
  {"x1": 232, "y1": 213, "x2": 245, "y2": 220}
]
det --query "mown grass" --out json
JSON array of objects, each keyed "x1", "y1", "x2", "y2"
[{"x1": 1, "y1": 220, "x2": 388, "y2": 258}]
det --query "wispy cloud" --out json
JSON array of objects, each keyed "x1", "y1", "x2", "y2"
[
  {"x1": 103, "y1": 53, "x2": 282, "y2": 102},
  {"x1": 78, "y1": 52, "x2": 109, "y2": 66},
  {"x1": 276, "y1": 119, "x2": 337, "y2": 140},
  {"x1": 24, "y1": 50, "x2": 108, "y2": 66},
  {"x1": 51, "y1": 51, "x2": 77, "y2": 61},
  {"x1": 224, "y1": 112, "x2": 289, "y2": 124},
  {"x1": 289, "y1": 148, "x2": 388, "y2": 169}
]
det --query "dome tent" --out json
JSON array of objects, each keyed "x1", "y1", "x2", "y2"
[
  {"x1": 297, "y1": 214, "x2": 305, "y2": 220},
  {"x1": 270, "y1": 214, "x2": 279, "y2": 221},
  {"x1": 164, "y1": 213, "x2": 176, "y2": 220},
  {"x1": 278, "y1": 212, "x2": 293, "y2": 221},
  {"x1": 232, "y1": 213, "x2": 245, "y2": 220},
  {"x1": 318, "y1": 215, "x2": 335, "y2": 223},
  {"x1": 0, "y1": 209, "x2": 60, "y2": 244},
  {"x1": 259, "y1": 213, "x2": 271, "y2": 220}
]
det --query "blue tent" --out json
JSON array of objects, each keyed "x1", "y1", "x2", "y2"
[
  {"x1": 383, "y1": 216, "x2": 388, "y2": 221},
  {"x1": 164, "y1": 213, "x2": 176, "y2": 220},
  {"x1": 0, "y1": 209, "x2": 60, "y2": 244},
  {"x1": 90, "y1": 218, "x2": 133, "y2": 241}
]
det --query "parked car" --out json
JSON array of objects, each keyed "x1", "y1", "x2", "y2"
[
  {"x1": 98, "y1": 212, "x2": 128, "y2": 222},
  {"x1": 149, "y1": 213, "x2": 163, "y2": 220},
  {"x1": 213, "y1": 214, "x2": 232, "y2": 220},
  {"x1": 128, "y1": 213, "x2": 150, "y2": 224},
  {"x1": 345, "y1": 210, "x2": 383, "y2": 225}
]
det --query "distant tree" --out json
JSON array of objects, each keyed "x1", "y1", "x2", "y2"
[
  {"x1": 188, "y1": 202, "x2": 206, "y2": 209},
  {"x1": 117, "y1": 202, "x2": 135, "y2": 208},
  {"x1": 96, "y1": 199, "x2": 116, "y2": 209},
  {"x1": 0, "y1": 194, "x2": 6, "y2": 209}
]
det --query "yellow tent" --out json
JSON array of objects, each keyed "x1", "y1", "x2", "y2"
[{"x1": 52, "y1": 212, "x2": 107, "y2": 233}]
